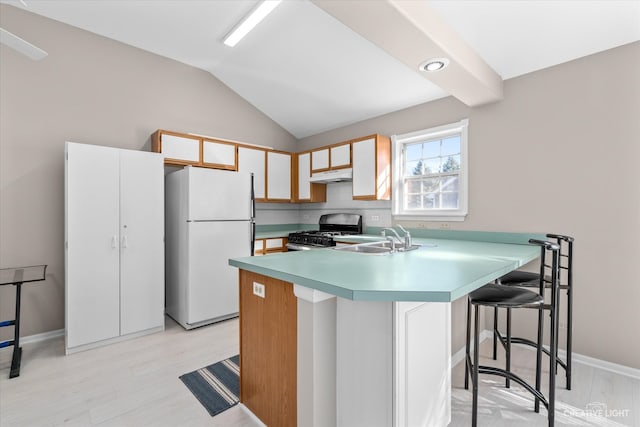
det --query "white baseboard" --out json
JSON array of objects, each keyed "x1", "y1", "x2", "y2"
[
  {"x1": 451, "y1": 329, "x2": 492, "y2": 368},
  {"x1": 570, "y1": 352, "x2": 640, "y2": 380},
  {"x1": 19, "y1": 328, "x2": 64, "y2": 345},
  {"x1": 451, "y1": 329, "x2": 640, "y2": 381}
]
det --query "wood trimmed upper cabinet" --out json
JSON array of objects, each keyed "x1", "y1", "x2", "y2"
[
  {"x1": 152, "y1": 130, "x2": 237, "y2": 170},
  {"x1": 152, "y1": 130, "x2": 200, "y2": 166},
  {"x1": 237, "y1": 146, "x2": 267, "y2": 201},
  {"x1": 202, "y1": 138, "x2": 237, "y2": 170},
  {"x1": 151, "y1": 129, "x2": 390, "y2": 204},
  {"x1": 311, "y1": 142, "x2": 352, "y2": 173},
  {"x1": 329, "y1": 142, "x2": 352, "y2": 169},
  {"x1": 352, "y1": 134, "x2": 391, "y2": 200},
  {"x1": 295, "y1": 152, "x2": 326, "y2": 203},
  {"x1": 311, "y1": 148, "x2": 329, "y2": 173},
  {"x1": 266, "y1": 151, "x2": 292, "y2": 202}
]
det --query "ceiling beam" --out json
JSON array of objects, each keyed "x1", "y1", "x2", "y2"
[{"x1": 312, "y1": 0, "x2": 503, "y2": 106}]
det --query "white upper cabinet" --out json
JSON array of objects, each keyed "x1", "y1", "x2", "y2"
[
  {"x1": 311, "y1": 143, "x2": 351, "y2": 172},
  {"x1": 238, "y1": 146, "x2": 266, "y2": 200},
  {"x1": 155, "y1": 132, "x2": 200, "y2": 165},
  {"x1": 330, "y1": 143, "x2": 351, "y2": 169},
  {"x1": 267, "y1": 151, "x2": 292, "y2": 201},
  {"x1": 311, "y1": 148, "x2": 329, "y2": 172},
  {"x1": 296, "y1": 152, "x2": 327, "y2": 203},
  {"x1": 202, "y1": 138, "x2": 237, "y2": 170},
  {"x1": 298, "y1": 152, "x2": 311, "y2": 201},
  {"x1": 352, "y1": 135, "x2": 391, "y2": 200}
]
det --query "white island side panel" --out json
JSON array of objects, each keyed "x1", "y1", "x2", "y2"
[{"x1": 295, "y1": 289, "x2": 452, "y2": 427}]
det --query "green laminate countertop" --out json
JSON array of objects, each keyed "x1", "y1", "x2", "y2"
[{"x1": 229, "y1": 237, "x2": 541, "y2": 302}]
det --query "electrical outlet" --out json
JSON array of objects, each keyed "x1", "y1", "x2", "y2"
[
  {"x1": 371, "y1": 215, "x2": 380, "y2": 221},
  {"x1": 439, "y1": 223, "x2": 451, "y2": 230},
  {"x1": 253, "y1": 282, "x2": 265, "y2": 298}
]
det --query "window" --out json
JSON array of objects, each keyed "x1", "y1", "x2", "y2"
[{"x1": 392, "y1": 119, "x2": 468, "y2": 220}]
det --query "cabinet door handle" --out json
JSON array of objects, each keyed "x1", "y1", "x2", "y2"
[
  {"x1": 111, "y1": 235, "x2": 118, "y2": 248},
  {"x1": 122, "y1": 235, "x2": 128, "y2": 248}
]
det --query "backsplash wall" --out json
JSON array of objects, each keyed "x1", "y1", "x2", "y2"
[{"x1": 255, "y1": 181, "x2": 392, "y2": 230}]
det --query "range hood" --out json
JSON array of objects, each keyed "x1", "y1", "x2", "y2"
[{"x1": 309, "y1": 168, "x2": 353, "y2": 183}]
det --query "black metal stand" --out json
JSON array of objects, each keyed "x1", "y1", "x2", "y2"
[{"x1": 0, "y1": 265, "x2": 47, "y2": 379}]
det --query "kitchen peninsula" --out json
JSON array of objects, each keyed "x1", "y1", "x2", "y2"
[{"x1": 229, "y1": 231, "x2": 542, "y2": 427}]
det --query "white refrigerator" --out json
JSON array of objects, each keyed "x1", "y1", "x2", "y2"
[{"x1": 165, "y1": 166, "x2": 255, "y2": 329}]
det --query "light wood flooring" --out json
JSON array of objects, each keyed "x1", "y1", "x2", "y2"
[{"x1": 1, "y1": 316, "x2": 638, "y2": 426}]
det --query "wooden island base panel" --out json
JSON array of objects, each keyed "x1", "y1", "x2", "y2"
[{"x1": 239, "y1": 270, "x2": 297, "y2": 427}]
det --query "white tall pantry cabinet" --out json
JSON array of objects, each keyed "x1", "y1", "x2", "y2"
[{"x1": 65, "y1": 142, "x2": 164, "y2": 354}]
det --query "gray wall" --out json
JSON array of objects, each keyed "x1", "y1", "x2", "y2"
[
  {"x1": 298, "y1": 42, "x2": 640, "y2": 369},
  {"x1": 0, "y1": 5, "x2": 296, "y2": 340}
]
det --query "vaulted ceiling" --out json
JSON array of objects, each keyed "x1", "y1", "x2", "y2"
[{"x1": 1, "y1": 0, "x2": 638, "y2": 138}]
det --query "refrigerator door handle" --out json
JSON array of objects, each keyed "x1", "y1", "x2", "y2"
[
  {"x1": 251, "y1": 221, "x2": 256, "y2": 256},
  {"x1": 250, "y1": 172, "x2": 256, "y2": 220}
]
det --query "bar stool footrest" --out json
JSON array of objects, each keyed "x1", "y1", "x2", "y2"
[
  {"x1": 477, "y1": 364, "x2": 549, "y2": 410},
  {"x1": 508, "y1": 336, "x2": 568, "y2": 371}
]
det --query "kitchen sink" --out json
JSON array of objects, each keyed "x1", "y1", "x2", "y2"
[{"x1": 333, "y1": 240, "x2": 423, "y2": 255}]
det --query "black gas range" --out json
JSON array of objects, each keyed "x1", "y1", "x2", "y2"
[{"x1": 286, "y1": 213, "x2": 363, "y2": 251}]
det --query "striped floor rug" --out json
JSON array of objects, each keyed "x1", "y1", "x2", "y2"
[{"x1": 179, "y1": 355, "x2": 240, "y2": 416}]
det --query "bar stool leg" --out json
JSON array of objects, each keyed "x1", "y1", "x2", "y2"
[
  {"x1": 548, "y1": 283, "x2": 559, "y2": 426},
  {"x1": 505, "y1": 308, "x2": 512, "y2": 388},
  {"x1": 566, "y1": 286, "x2": 572, "y2": 390},
  {"x1": 492, "y1": 307, "x2": 498, "y2": 360},
  {"x1": 465, "y1": 297, "x2": 472, "y2": 390},
  {"x1": 9, "y1": 282, "x2": 23, "y2": 378},
  {"x1": 534, "y1": 304, "x2": 544, "y2": 413},
  {"x1": 472, "y1": 304, "x2": 480, "y2": 427}
]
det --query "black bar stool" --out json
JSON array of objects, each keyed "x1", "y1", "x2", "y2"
[
  {"x1": 492, "y1": 234, "x2": 574, "y2": 389},
  {"x1": 465, "y1": 239, "x2": 560, "y2": 426}
]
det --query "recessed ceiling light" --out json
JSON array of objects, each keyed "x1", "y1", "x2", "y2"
[
  {"x1": 419, "y1": 58, "x2": 450, "y2": 72},
  {"x1": 223, "y1": 0, "x2": 281, "y2": 48}
]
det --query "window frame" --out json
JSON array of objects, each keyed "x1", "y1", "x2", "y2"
[{"x1": 391, "y1": 119, "x2": 469, "y2": 221}]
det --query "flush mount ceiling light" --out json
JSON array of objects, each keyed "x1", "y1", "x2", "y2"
[
  {"x1": 419, "y1": 58, "x2": 450, "y2": 72},
  {"x1": 223, "y1": 0, "x2": 282, "y2": 47}
]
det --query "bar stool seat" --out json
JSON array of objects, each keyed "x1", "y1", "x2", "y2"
[
  {"x1": 469, "y1": 283, "x2": 543, "y2": 307},
  {"x1": 498, "y1": 270, "x2": 539, "y2": 286}
]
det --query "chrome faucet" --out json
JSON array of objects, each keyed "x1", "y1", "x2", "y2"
[
  {"x1": 397, "y1": 224, "x2": 412, "y2": 248},
  {"x1": 385, "y1": 236, "x2": 396, "y2": 252},
  {"x1": 382, "y1": 227, "x2": 403, "y2": 251}
]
